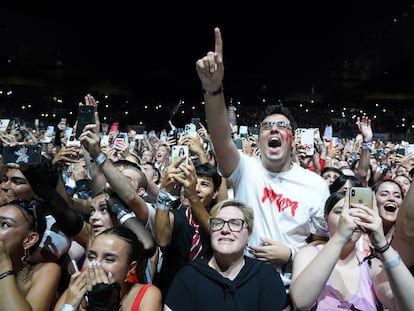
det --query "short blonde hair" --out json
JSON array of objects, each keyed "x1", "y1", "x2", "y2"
[{"x1": 209, "y1": 199, "x2": 254, "y2": 234}]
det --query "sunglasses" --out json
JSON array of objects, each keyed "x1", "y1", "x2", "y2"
[
  {"x1": 7, "y1": 199, "x2": 38, "y2": 232},
  {"x1": 260, "y1": 121, "x2": 291, "y2": 131}
]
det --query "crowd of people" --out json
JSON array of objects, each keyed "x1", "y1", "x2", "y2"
[{"x1": 0, "y1": 27, "x2": 413, "y2": 311}]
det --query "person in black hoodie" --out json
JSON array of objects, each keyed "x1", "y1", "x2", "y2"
[{"x1": 164, "y1": 199, "x2": 288, "y2": 311}]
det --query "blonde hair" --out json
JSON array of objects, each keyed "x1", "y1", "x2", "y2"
[{"x1": 209, "y1": 199, "x2": 254, "y2": 234}]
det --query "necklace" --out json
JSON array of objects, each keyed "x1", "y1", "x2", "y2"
[{"x1": 17, "y1": 264, "x2": 31, "y2": 290}]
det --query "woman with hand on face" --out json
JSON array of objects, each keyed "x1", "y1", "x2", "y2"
[
  {"x1": 54, "y1": 226, "x2": 162, "y2": 311},
  {"x1": 0, "y1": 200, "x2": 61, "y2": 311},
  {"x1": 164, "y1": 199, "x2": 288, "y2": 311},
  {"x1": 290, "y1": 190, "x2": 414, "y2": 311}
]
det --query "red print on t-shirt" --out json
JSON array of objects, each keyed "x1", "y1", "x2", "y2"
[{"x1": 261, "y1": 187, "x2": 298, "y2": 217}]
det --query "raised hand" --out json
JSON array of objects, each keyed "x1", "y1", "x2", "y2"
[{"x1": 196, "y1": 27, "x2": 224, "y2": 92}]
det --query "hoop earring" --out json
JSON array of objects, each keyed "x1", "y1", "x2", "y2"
[
  {"x1": 21, "y1": 247, "x2": 29, "y2": 265},
  {"x1": 19, "y1": 248, "x2": 31, "y2": 283}
]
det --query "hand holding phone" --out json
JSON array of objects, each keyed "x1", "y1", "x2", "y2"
[{"x1": 76, "y1": 105, "x2": 95, "y2": 138}]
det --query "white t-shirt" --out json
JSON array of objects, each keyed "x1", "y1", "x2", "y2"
[{"x1": 228, "y1": 154, "x2": 330, "y2": 286}]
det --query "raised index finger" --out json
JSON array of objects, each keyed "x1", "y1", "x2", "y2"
[{"x1": 214, "y1": 27, "x2": 223, "y2": 58}]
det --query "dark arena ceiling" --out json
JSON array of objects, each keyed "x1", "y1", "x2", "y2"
[{"x1": 1, "y1": 2, "x2": 414, "y2": 135}]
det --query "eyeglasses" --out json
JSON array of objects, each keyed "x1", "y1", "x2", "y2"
[
  {"x1": 209, "y1": 218, "x2": 248, "y2": 232},
  {"x1": 260, "y1": 121, "x2": 291, "y2": 131},
  {"x1": 7, "y1": 199, "x2": 38, "y2": 232}
]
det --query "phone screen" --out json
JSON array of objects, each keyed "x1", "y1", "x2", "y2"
[
  {"x1": 172, "y1": 145, "x2": 189, "y2": 164},
  {"x1": 76, "y1": 105, "x2": 95, "y2": 138},
  {"x1": 191, "y1": 118, "x2": 200, "y2": 130},
  {"x1": 3, "y1": 145, "x2": 42, "y2": 165}
]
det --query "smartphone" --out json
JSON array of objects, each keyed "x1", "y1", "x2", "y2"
[
  {"x1": 350, "y1": 187, "x2": 373, "y2": 209},
  {"x1": 76, "y1": 105, "x2": 95, "y2": 138},
  {"x1": 329, "y1": 137, "x2": 339, "y2": 151},
  {"x1": 135, "y1": 134, "x2": 144, "y2": 140},
  {"x1": 0, "y1": 119, "x2": 10, "y2": 132},
  {"x1": 191, "y1": 117, "x2": 200, "y2": 130},
  {"x1": 66, "y1": 135, "x2": 81, "y2": 147},
  {"x1": 109, "y1": 122, "x2": 119, "y2": 133},
  {"x1": 100, "y1": 134, "x2": 110, "y2": 147},
  {"x1": 323, "y1": 125, "x2": 333, "y2": 141},
  {"x1": 184, "y1": 124, "x2": 197, "y2": 138},
  {"x1": 3, "y1": 144, "x2": 42, "y2": 165},
  {"x1": 407, "y1": 144, "x2": 414, "y2": 157},
  {"x1": 113, "y1": 132, "x2": 128, "y2": 146},
  {"x1": 396, "y1": 148, "x2": 406, "y2": 156},
  {"x1": 233, "y1": 138, "x2": 243, "y2": 150},
  {"x1": 239, "y1": 125, "x2": 249, "y2": 140},
  {"x1": 172, "y1": 145, "x2": 189, "y2": 164},
  {"x1": 295, "y1": 128, "x2": 315, "y2": 156},
  {"x1": 13, "y1": 117, "x2": 21, "y2": 131}
]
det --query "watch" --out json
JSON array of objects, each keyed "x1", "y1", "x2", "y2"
[{"x1": 94, "y1": 153, "x2": 107, "y2": 167}]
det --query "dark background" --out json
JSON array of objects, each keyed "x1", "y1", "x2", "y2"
[{"x1": 1, "y1": 2, "x2": 414, "y2": 133}]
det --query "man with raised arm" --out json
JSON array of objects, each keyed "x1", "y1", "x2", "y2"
[{"x1": 195, "y1": 27, "x2": 330, "y2": 290}]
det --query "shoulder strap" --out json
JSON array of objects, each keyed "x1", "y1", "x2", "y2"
[{"x1": 131, "y1": 284, "x2": 152, "y2": 311}]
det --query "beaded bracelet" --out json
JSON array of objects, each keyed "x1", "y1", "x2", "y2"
[
  {"x1": 0, "y1": 270, "x2": 15, "y2": 280},
  {"x1": 383, "y1": 255, "x2": 401, "y2": 269}
]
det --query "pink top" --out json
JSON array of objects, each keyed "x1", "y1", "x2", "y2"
[{"x1": 310, "y1": 247, "x2": 383, "y2": 311}]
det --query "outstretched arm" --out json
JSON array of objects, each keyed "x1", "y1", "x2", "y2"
[
  {"x1": 392, "y1": 178, "x2": 414, "y2": 267},
  {"x1": 196, "y1": 27, "x2": 239, "y2": 177},
  {"x1": 290, "y1": 193, "x2": 356, "y2": 310},
  {"x1": 355, "y1": 116, "x2": 373, "y2": 186}
]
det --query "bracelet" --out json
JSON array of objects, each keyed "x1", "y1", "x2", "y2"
[
  {"x1": 361, "y1": 143, "x2": 373, "y2": 153},
  {"x1": 374, "y1": 242, "x2": 390, "y2": 254},
  {"x1": 202, "y1": 84, "x2": 223, "y2": 96},
  {"x1": 383, "y1": 255, "x2": 401, "y2": 269},
  {"x1": 363, "y1": 138, "x2": 373, "y2": 143},
  {"x1": 60, "y1": 304, "x2": 77, "y2": 311},
  {"x1": 119, "y1": 212, "x2": 135, "y2": 225},
  {"x1": 0, "y1": 270, "x2": 15, "y2": 280}
]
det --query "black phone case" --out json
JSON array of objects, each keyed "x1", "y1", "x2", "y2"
[
  {"x1": 76, "y1": 105, "x2": 94, "y2": 138},
  {"x1": 3, "y1": 145, "x2": 42, "y2": 165}
]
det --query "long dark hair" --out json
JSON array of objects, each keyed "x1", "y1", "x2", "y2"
[{"x1": 98, "y1": 226, "x2": 141, "y2": 263}]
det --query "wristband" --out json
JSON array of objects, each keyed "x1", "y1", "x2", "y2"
[
  {"x1": 157, "y1": 189, "x2": 172, "y2": 210},
  {"x1": 94, "y1": 153, "x2": 107, "y2": 167},
  {"x1": 383, "y1": 255, "x2": 401, "y2": 269},
  {"x1": 119, "y1": 212, "x2": 135, "y2": 224},
  {"x1": 202, "y1": 84, "x2": 223, "y2": 96},
  {"x1": 363, "y1": 138, "x2": 373, "y2": 143},
  {"x1": 0, "y1": 270, "x2": 15, "y2": 280},
  {"x1": 60, "y1": 304, "x2": 77, "y2": 311},
  {"x1": 361, "y1": 143, "x2": 373, "y2": 153}
]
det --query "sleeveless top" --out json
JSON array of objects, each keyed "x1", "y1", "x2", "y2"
[
  {"x1": 311, "y1": 246, "x2": 383, "y2": 311},
  {"x1": 130, "y1": 284, "x2": 152, "y2": 311}
]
